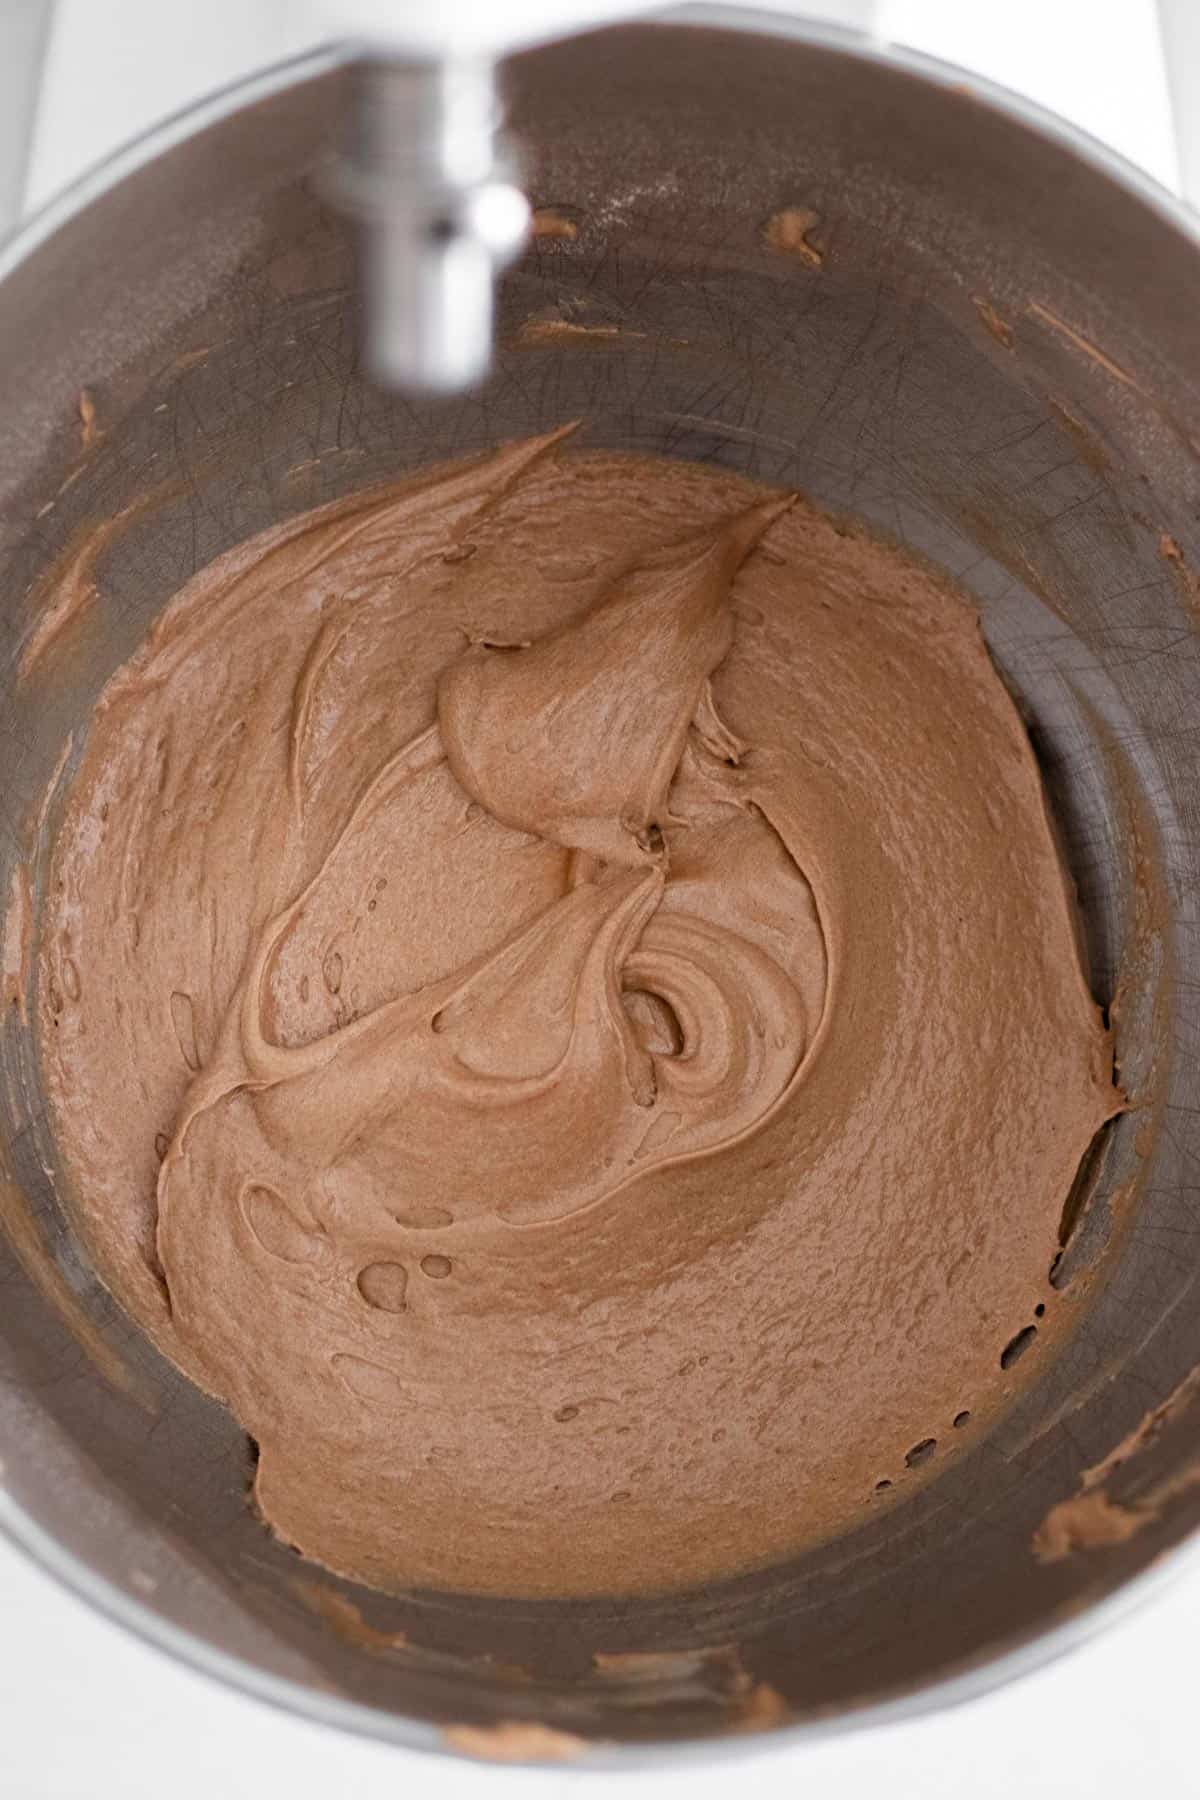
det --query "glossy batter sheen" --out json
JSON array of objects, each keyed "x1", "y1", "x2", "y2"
[{"x1": 38, "y1": 433, "x2": 1119, "y2": 1597}]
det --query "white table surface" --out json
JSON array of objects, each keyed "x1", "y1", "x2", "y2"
[{"x1": 5, "y1": 3, "x2": 1195, "y2": 1794}]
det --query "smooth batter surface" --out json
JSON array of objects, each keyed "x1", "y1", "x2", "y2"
[{"x1": 38, "y1": 434, "x2": 1119, "y2": 1596}]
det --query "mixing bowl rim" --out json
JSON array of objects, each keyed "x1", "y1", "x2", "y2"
[{"x1": 3, "y1": 4, "x2": 1200, "y2": 1765}]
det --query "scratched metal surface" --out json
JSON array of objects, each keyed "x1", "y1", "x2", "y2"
[{"x1": 1, "y1": 13, "x2": 1200, "y2": 1759}]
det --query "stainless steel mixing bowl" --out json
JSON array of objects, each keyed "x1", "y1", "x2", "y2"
[{"x1": 2, "y1": 7, "x2": 1200, "y2": 1764}]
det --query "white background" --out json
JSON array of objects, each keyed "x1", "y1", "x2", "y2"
[{"x1": 4, "y1": 2, "x2": 1198, "y2": 1795}]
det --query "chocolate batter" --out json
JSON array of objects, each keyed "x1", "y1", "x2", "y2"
[{"x1": 37, "y1": 432, "x2": 1119, "y2": 1597}]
